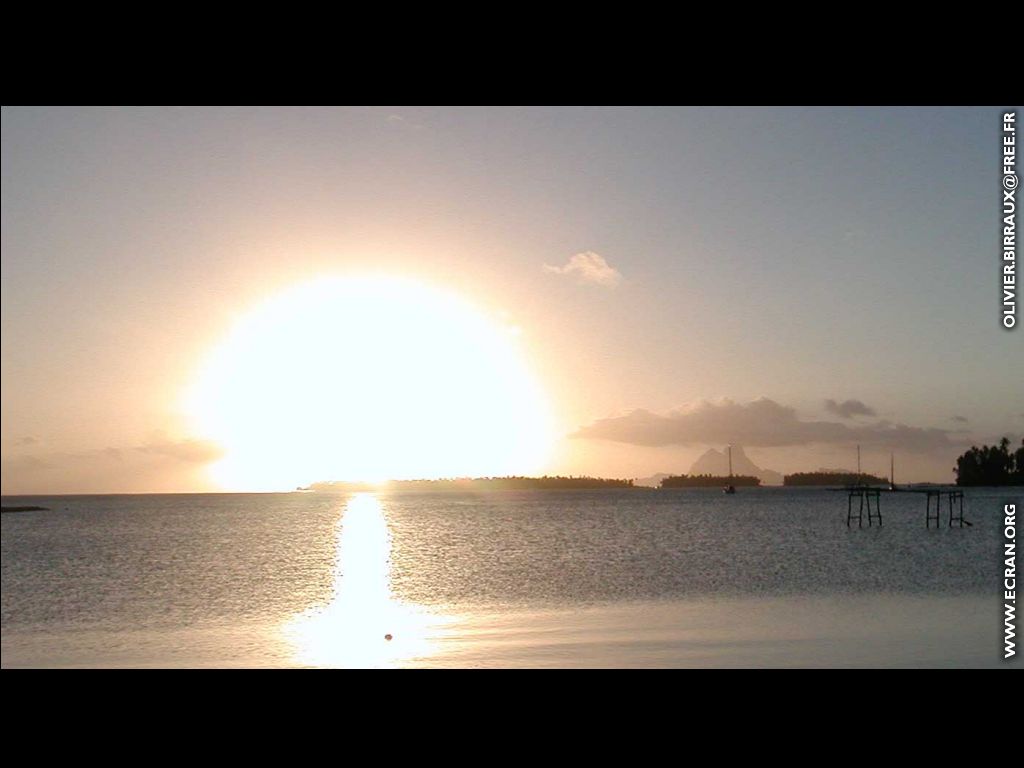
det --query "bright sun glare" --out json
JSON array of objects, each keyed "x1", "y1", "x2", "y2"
[
  {"x1": 286, "y1": 493, "x2": 449, "y2": 668},
  {"x1": 185, "y1": 276, "x2": 553, "y2": 491}
]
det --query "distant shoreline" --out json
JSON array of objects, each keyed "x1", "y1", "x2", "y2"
[
  {"x1": 304, "y1": 477, "x2": 636, "y2": 493},
  {"x1": 8, "y1": 484, "x2": 1004, "y2": 499}
]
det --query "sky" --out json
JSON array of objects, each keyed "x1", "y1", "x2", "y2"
[{"x1": 2, "y1": 106, "x2": 1021, "y2": 493}]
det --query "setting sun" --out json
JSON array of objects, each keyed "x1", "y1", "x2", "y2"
[
  {"x1": 4, "y1": 107, "x2": 1018, "y2": 671},
  {"x1": 184, "y1": 276, "x2": 553, "y2": 491}
]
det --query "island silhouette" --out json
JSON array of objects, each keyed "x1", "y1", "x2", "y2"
[
  {"x1": 660, "y1": 474, "x2": 761, "y2": 488},
  {"x1": 783, "y1": 471, "x2": 889, "y2": 487},
  {"x1": 298, "y1": 437, "x2": 1024, "y2": 493},
  {"x1": 304, "y1": 476, "x2": 635, "y2": 492}
]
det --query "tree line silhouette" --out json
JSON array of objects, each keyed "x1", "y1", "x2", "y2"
[
  {"x1": 784, "y1": 472, "x2": 889, "y2": 487},
  {"x1": 660, "y1": 474, "x2": 761, "y2": 488},
  {"x1": 954, "y1": 437, "x2": 1024, "y2": 486},
  {"x1": 307, "y1": 476, "x2": 636, "y2": 492}
]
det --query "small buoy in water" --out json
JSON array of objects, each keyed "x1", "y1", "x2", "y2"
[{"x1": 384, "y1": 634, "x2": 393, "y2": 642}]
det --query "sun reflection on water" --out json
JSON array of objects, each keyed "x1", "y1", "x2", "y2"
[{"x1": 286, "y1": 493, "x2": 448, "y2": 668}]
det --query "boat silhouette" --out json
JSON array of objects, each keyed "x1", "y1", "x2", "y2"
[{"x1": 723, "y1": 446, "x2": 737, "y2": 494}]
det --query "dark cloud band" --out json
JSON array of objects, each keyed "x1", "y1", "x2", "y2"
[
  {"x1": 824, "y1": 399, "x2": 877, "y2": 419},
  {"x1": 572, "y1": 397, "x2": 957, "y2": 453}
]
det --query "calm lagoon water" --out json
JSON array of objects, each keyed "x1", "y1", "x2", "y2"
[{"x1": 1, "y1": 488, "x2": 1017, "y2": 668}]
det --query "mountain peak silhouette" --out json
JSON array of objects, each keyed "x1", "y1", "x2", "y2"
[{"x1": 689, "y1": 446, "x2": 783, "y2": 485}]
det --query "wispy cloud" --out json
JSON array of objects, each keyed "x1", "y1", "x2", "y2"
[
  {"x1": 2, "y1": 455, "x2": 50, "y2": 471},
  {"x1": 572, "y1": 397, "x2": 959, "y2": 454},
  {"x1": 951, "y1": 415, "x2": 969, "y2": 423},
  {"x1": 135, "y1": 436, "x2": 222, "y2": 464},
  {"x1": 544, "y1": 252, "x2": 623, "y2": 287},
  {"x1": 1, "y1": 435, "x2": 223, "y2": 494},
  {"x1": 385, "y1": 112, "x2": 425, "y2": 132},
  {"x1": 824, "y1": 398, "x2": 877, "y2": 419}
]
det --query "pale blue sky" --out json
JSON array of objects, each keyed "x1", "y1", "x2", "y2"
[{"x1": 2, "y1": 106, "x2": 1020, "y2": 491}]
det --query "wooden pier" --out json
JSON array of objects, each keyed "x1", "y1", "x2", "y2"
[
  {"x1": 920, "y1": 489, "x2": 968, "y2": 529},
  {"x1": 832, "y1": 449, "x2": 970, "y2": 529},
  {"x1": 845, "y1": 487, "x2": 882, "y2": 528},
  {"x1": 834, "y1": 486, "x2": 970, "y2": 528}
]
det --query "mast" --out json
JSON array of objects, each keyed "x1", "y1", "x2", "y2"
[
  {"x1": 857, "y1": 445, "x2": 862, "y2": 485},
  {"x1": 728, "y1": 445, "x2": 733, "y2": 479}
]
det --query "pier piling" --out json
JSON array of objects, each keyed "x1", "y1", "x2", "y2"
[
  {"x1": 924, "y1": 490, "x2": 968, "y2": 528},
  {"x1": 846, "y1": 487, "x2": 882, "y2": 528}
]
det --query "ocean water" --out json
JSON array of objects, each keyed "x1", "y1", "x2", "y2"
[{"x1": 1, "y1": 488, "x2": 1017, "y2": 668}]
